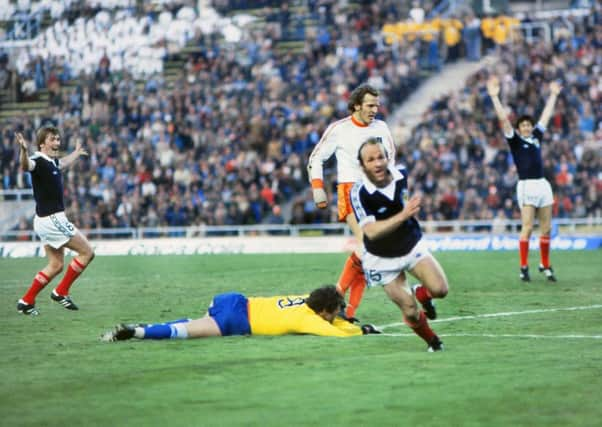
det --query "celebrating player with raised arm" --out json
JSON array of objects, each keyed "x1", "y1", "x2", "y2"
[
  {"x1": 16, "y1": 126, "x2": 95, "y2": 315},
  {"x1": 307, "y1": 84, "x2": 396, "y2": 318},
  {"x1": 487, "y1": 76, "x2": 561, "y2": 282},
  {"x1": 101, "y1": 285, "x2": 381, "y2": 341}
]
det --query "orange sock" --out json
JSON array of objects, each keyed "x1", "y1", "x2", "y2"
[
  {"x1": 519, "y1": 239, "x2": 529, "y2": 267},
  {"x1": 404, "y1": 311, "x2": 436, "y2": 344},
  {"x1": 336, "y1": 253, "x2": 363, "y2": 295},
  {"x1": 540, "y1": 236, "x2": 550, "y2": 268},
  {"x1": 22, "y1": 271, "x2": 50, "y2": 304},
  {"x1": 54, "y1": 259, "x2": 86, "y2": 296},
  {"x1": 345, "y1": 275, "x2": 366, "y2": 318}
]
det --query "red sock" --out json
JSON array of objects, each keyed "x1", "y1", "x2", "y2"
[
  {"x1": 54, "y1": 259, "x2": 86, "y2": 296},
  {"x1": 404, "y1": 311, "x2": 436, "y2": 344},
  {"x1": 336, "y1": 253, "x2": 363, "y2": 295},
  {"x1": 519, "y1": 239, "x2": 529, "y2": 267},
  {"x1": 345, "y1": 276, "x2": 366, "y2": 318},
  {"x1": 21, "y1": 271, "x2": 50, "y2": 304},
  {"x1": 414, "y1": 284, "x2": 432, "y2": 304},
  {"x1": 540, "y1": 236, "x2": 550, "y2": 268}
]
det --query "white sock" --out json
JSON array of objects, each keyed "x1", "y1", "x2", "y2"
[{"x1": 171, "y1": 323, "x2": 189, "y2": 339}]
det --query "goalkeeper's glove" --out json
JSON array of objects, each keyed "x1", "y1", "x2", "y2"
[
  {"x1": 361, "y1": 324, "x2": 382, "y2": 335},
  {"x1": 337, "y1": 309, "x2": 359, "y2": 324}
]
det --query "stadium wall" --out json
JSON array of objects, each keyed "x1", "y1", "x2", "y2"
[{"x1": 0, "y1": 234, "x2": 600, "y2": 258}]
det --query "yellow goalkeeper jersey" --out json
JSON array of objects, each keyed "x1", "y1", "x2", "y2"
[{"x1": 248, "y1": 295, "x2": 362, "y2": 337}]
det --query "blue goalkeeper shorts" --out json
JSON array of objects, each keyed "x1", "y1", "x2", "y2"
[{"x1": 208, "y1": 292, "x2": 251, "y2": 336}]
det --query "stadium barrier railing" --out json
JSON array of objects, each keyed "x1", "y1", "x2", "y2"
[{"x1": 2, "y1": 218, "x2": 601, "y2": 242}]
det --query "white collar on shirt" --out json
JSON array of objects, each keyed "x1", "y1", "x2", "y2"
[
  {"x1": 363, "y1": 166, "x2": 403, "y2": 200},
  {"x1": 34, "y1": 151, "x2": 56, "y2": 163}
]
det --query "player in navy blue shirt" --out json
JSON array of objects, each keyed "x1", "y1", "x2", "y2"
[
  {"x1": 487, "y1": 76, "x2": 561, "y2": 282},
  {"x1": 351, "y1": 138, "x2": 450, "y2": 352},
  {"x1": 16, "y1": 126, "x2": 95, "y2": 315}
]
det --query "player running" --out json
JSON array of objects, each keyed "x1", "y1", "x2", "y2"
[
  {"x1": 307, "y1": 84, "x2": 396, "y2": 318},
  {"x1": 350, "y1": 138, "x2": 449, "y2": 352}
]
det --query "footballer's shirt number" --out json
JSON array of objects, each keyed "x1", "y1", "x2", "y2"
[
  {"x1": 277, "y1": 297, "x2": 306, "y2": 309},
  {"x1": 368, "y1": 270, "x2": 382, "y2": 283}
]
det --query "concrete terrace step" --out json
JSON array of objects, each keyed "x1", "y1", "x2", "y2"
[
  {"x1": 0, "y1": 107, "x2": 48, "y2": 118},
  {"x1": 1, "y1": 100, "x2": 48, "y2": 110},
  {"x1": 275, "y1": 39, "x2": 306, "y2": 54}
]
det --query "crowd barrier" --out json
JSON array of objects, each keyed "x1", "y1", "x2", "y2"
[{"x1": 1, "y1": 233, "x2": 600, "y2": 258}]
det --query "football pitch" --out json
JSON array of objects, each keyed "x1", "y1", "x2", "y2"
[{"x1": 1, "y1": 250, "x2": 601, "y2": 427}]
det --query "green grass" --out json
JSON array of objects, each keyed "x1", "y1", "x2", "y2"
[{"x1": 1, "y1": 251, "x2": 601, "y2": 427}]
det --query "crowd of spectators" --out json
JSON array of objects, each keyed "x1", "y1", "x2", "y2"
[
  {"x1": 1, "y1": 0, "x2": 438, "y2": 233},
  {"x1": 1, "y1": 1, "x2": 226, "y2": 102},
  {"x1": 300, "y1": 2, "x2": 601, "y2": 227},
  {"x1": 393, "y1": 12, "x2": 601, "y2": 225},
  {"x1": 1, "y1": 1, "x2": 600, "y2": 237}
]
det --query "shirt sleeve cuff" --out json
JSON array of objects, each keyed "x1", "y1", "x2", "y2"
[{"x1": 311, "y1": 179, "x2": 324, "y2": 190}]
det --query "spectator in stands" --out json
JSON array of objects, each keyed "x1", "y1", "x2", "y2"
[{"x1": 463, "y1": 11, "x2": 482, "y2": 61}]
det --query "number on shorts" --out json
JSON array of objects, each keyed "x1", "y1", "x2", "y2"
[{"x1": 368, "y1": 270, "x2": 382, "y2": 283}]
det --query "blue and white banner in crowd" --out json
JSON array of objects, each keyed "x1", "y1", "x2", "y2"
[{"x1": 0, "y1": 234, "x2": 600, "y2": 258}]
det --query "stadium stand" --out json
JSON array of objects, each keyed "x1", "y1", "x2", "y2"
[{"x1": 0, "y1": 0, "x2": 600, "y2": 239}]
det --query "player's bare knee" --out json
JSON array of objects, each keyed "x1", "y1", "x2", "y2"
[
  {"x1": 521, "y1": 224, "x2": 533, "y2": 236},
  {"x1": 85, "y1": 250, "x2": 95, "y2": 264},
  {"x1": 434, "y1": 281, "x2": 449, "y2": 298},
  {"x1": 79, "y1": 247, "x2": 95, "y2": 264}
]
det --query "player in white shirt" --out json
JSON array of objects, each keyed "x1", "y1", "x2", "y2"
[{"x1": 307, "y1": 84, "x2": 396, "y2": 317}]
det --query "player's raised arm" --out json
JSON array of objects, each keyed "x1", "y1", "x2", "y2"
[
  {"x1": 486, "y1": 76, "x2": 513, "y2": 136},
  {"x1": 537, "y1": 81, "x2": 562, "y2": 129},
  {"x1": 59, "y1": 137, "x2": 88, "y2": 170},
  {"x1": 16, "y1": 132, "x2": 35, "y2": 172}
]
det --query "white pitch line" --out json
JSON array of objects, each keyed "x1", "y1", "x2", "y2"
[
  {"x1": 380, "y1": 333, "x2": 602, "y2": 339},
  {"x1": 378, "y1": 304, "x2": 602, "y2": 330}
]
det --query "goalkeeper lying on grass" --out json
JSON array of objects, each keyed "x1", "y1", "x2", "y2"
[{"x1": 100, "y1": 285, "x2": 381, "y2": 342}]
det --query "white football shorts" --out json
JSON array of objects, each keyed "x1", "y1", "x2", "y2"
[
  {"x1": 34, "y1": 212, "x2": 77, "y2": 249},
  {"x1": 516, "y1": 178, "x2": 553, "y2": 208},
  {"x1": 362, "y1": 239, "x2": 431, "y2": 287}
]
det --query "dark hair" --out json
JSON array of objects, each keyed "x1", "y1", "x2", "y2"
[
  {"x1": 36, "y1": 125, "x2": 60, "y2": 149},
  {"x1": 357, "y1": 137, "x2": 387, "y2": 166},
  {"x1": 348, "y1": 84, "x2": 379, "y2": 113},
  {"x1": 305, "y1": 285, "x2": 344, "y2": 314},
  {"x1": 515, "y1": 115, "x2": 534, "y2": 129}
]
